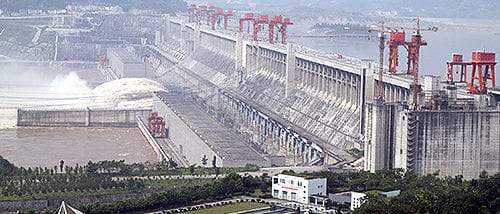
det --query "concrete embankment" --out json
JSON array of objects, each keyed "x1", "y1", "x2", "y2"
[{"x1": 17, "y1": 108, "x2": 150, "y2": 127}]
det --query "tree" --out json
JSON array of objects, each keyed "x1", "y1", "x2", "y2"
[
  {"x1": 212, "y1": 155, "x2": 217, "y2": 168},
  {"x1": 189, "y1": 164, "x2": 195, "y2": 175},
  {"x1": 201, "y1": 155, "x2": 208, "y2": 168},
  {"x1": 215, "y1": 167, "x2": 220, "y2": 176},
  {"x1": 0, "y1": 156, "x2": 17, "y2": 176},
  {"x1": 60, "y1": 160, "x2": 65, "y2": 173},
  {"x1": 168, "y1": 158, "x2": 178, "y2": 169}
]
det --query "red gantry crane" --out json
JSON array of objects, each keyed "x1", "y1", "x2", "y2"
[
  {"x1": 209, "y1": 8, "x2": 233, "y2": 30},
  {"x1": 387, "y1": 30, "x2": 406, "y2": 74},
  {"x1": 148, "y1": 112, "x2": 166, "y2": 138},
  {"x1": 206, "y1": 4, "x2": 216, "y2": 26},
  {"x1": 446, "y1": 51, "x2": 496, "y2": 94},
  {"x1": 253, "y1": 14, "x2": 269, "y2": 41},
  {"x1": 447, "y1": 53, "x2": 469, "y2": 84},
  {"x1": 188, "y1": 4, "x2": 197, "y2": 23},
  {"x1": 209, "y1": 8, "x2": 224, "y2": 30},
  {"x1": 196, "y1": 5, "x2": 207, "y2": 24},
  {"x1": 470, "y1": 51, "x2": 496, "y2": 94},
  {"x1": 239, "y1": 13, "x2": 254, "y2": 33},
  {"x1": 99, "y1": 53, "x2": 109, "y2": 67},
  {"x1": 268, "y1": 16, "x2": 293, "y2": 44},
  {"x1": 223, "y1": 9, "x2": 233, "y2": 30}
]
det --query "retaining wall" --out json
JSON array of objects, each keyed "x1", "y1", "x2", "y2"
[{"x1": 17, "y1": 108, "x2": 151, "y2": 127}]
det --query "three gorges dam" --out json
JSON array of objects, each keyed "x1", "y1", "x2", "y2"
[{"x1": 18, "y1": 10, "x2": 500, "y2": 179}]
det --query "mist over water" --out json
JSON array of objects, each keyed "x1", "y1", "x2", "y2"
[{"x1": 49, "y1": 72, "x2": 92, "y2": 97}]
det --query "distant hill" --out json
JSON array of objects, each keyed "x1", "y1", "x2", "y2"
[
  {"x1": 199, "y1": 0, "x2": 500, "y2": 19},
  {"x1": 0, "y1": 0, "x2": 187, "y2": 14}
]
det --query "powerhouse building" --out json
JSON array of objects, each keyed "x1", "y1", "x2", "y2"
[{"x1": 107, "y1": 47, "x2": 147, "y2": 78}]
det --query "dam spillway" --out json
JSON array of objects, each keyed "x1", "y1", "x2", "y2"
[{"x1": 144, "y1": 17, "x2": 416, "y2": 166}]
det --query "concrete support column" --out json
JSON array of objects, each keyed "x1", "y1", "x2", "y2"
[
  {"x1": 397, "y1": 87, "x2": 402, "y2": 102},
  {"x1": 286, "y1": 134, "x2": 292, "y2": 156},
  {"x1": 319, "y1": 66, "x2": 325, "y2": 96},
  {"x1": 392, "y1": 86, "x2": 396, "y2": 102},
  {"x1": 359, "y1": 60, "x2": 372, "y2": 134},
  {"x1": 347, "y1": 74, "x2": 352, "y2": 104},
  {"x1": 165, "y1": 16, "x2": 171, "y2": 37},
  {"x1": 193, "y1": 23, "x2": 201, "y2": 52},
  {"x1": 315, "y1": 65, "x2": 320, "y2": 93},
  {"x1": 285, "y1": 43, "x2": 296, "y2": 97},
  {"x1": 311, "y1": 149, "x2": 318, "y2": 161},
  {"x1": 337, "y1": 72, "x2": 341, "y2": 99},
  {"x1": 304, "y1": 62, "x2": 311, "y2": 90},
  {"x1": 342, "y1": 72, "x2": 348, "y2": 102},
  {"x1": 255, "y1": 43, "x2": 261, "y2": 73},
  {"x1": 85, "y1": 107, "x2": 91, "y2": 126},
  {"x1": 300, "y1": 143, "x2": 306, "y2": 164},
  {"x1": 331, "y1": 70, "x2": 336, "y2": 98}
]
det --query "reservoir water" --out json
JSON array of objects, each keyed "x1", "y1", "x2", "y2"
[{"x1": 289, "y1": 18, "x2": 500, "y2": 81}]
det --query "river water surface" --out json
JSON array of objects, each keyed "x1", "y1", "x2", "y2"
[{"x1": 0, "y1": 62, "x2": 156, "y2": 168}]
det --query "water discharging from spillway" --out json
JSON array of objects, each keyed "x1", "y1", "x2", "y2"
[
  {"x1": 0, "y1": 68, "x2": 163, "y2": 167},
  {"x1": 92, "y1": 78, "x2": 165, "y2": 109}
]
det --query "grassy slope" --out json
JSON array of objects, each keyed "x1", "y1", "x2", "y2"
[{"x1": 185, "y1": 202, "x2": 268, "y2": 214}]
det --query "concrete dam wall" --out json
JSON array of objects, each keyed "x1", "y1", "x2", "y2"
[
  {"x1": 365, "y1": 100, "x2": 500, "y2": 179},
  {"x1": 148, "y1": 18, "x2": 427, "y2": 166},
  {"x1": 162, "y1": 20, "x2": 393, "y2": 152},
  {"x1": 17, "y1": 108, "x2": 151, "y2": 127},
  {"x1": 155, "y1": 17, "x2": 498, "y2": 175},
  {"x1": 409, "y1": 111, "x2": 500, "y2": 179}
]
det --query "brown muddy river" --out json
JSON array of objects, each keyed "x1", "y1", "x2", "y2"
[
  {"x1": 0, "y1": 62, "x2": 157, "y2": 168},
  {"x1": 0, "y1": 126, "x2": 156, "y2": 168}
]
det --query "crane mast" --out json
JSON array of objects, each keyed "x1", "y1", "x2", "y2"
[{"x1": 377, "y1": 21, "x2": 385, "y2": 100}]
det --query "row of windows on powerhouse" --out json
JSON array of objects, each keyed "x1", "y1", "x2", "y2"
[{"x1": 273, "y1": 178, "x2": 303, "y2": 186}]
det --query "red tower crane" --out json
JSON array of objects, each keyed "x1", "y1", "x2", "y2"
[
  {"x1": 239, "y1": 13, "x2": 254, "y2": 33},
  {"x1": 470, "y1": 51, "x2": 496, "y2": 94},
  {"x1": 367, "y1": 21, "x2": 391, "y2": 100},
  {"x1": 268, "y1": 16, "x2": 293, "y2": 44},
  {"x1": 253, "y1": 14, "x2": 269, "y2": 41},
  {"x1": 406, "y1": 18, "x2": 437, "y2": 109}
]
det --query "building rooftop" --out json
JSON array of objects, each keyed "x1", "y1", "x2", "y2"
[
  {"x1": 379, "y1": 189, "x2": 401, "y2": 198},
  {"x1": 107, "y1": 47, "x2": 142, "y2": 64},
  {"x1": 155, "y1": 91, "x2": 269, "y2": 165}
]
